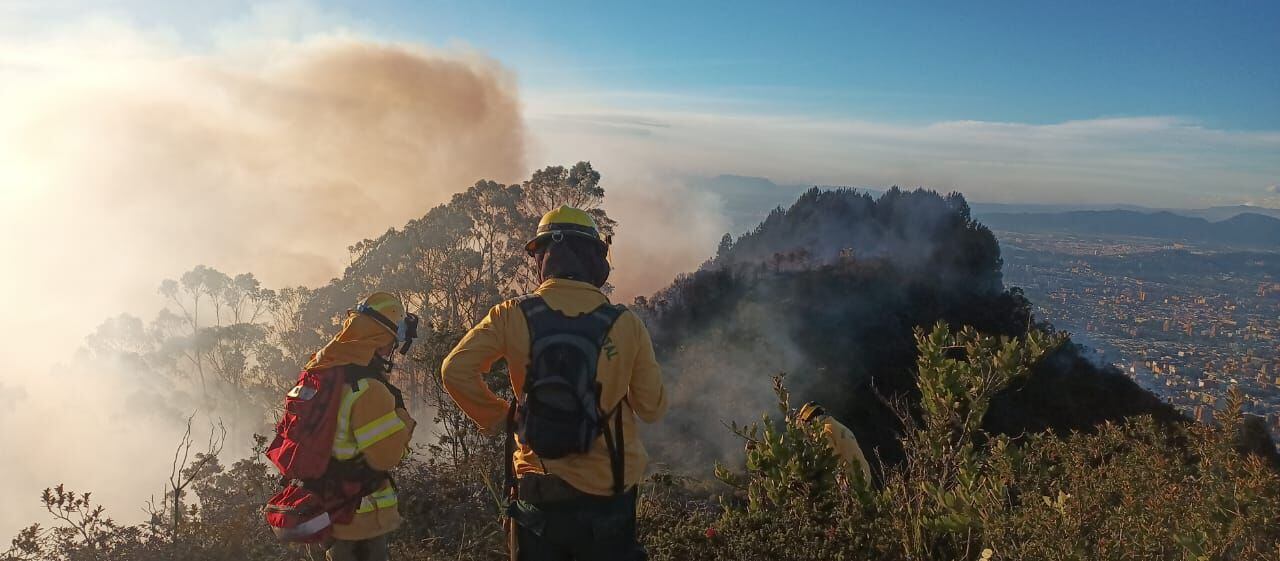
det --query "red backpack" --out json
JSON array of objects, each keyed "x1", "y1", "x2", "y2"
[
  {"x1": 267, "y1": 367, "x2": 346, "y2": 480},
  {"x1": 264, "y1": 367, "x2": 378, "y2": 543}
]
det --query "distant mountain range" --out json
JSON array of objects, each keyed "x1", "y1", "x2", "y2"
[
  {"x1": 971, "y1": 203, "x2": 1280, "y2": 222},
  {"x1": 691, "y1": 174, "x2": 1280, "y2": 245},
  {"x1": 977, "y1": 210, "x2": 1280, "y2": 248}
]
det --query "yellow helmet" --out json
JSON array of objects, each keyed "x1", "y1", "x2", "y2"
[
  {"x1": 797, "y1": 401, "x2": 826, "y2": 423},
  {"x1": 354, "y1": 291, "x2": 406, "y2": 337},
  {"x1": 525, "y1": 206, "x2": 608, "y2": 255}
]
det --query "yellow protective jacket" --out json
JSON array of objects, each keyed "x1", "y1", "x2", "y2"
[
  {"x1": 330, "y1": 376, "x2": 416, "y2": 540},
  {"x1": 817, "y1": 415, "x2": 872, "y2": 485},
  {"x1": 305, "y1": 312, "x2": 417, "y2": 541},
  {"x1": 441, "y1": 278, "x2": 668, "y2": 496}
]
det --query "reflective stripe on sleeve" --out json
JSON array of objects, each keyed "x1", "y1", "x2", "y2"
[{"x1": 353, "y1": 409, "x2": 407, "y2": 451}]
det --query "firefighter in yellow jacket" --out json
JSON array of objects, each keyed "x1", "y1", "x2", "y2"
[
  {"x1": 797, "y1": 401, "x2": 873, "y2": 485},
  {"x1": 307, "y1": 292, "x2": 418, "y2": 561},
  {"x1": 442, "y1": 207, "x2": 667, "y2": 561}
]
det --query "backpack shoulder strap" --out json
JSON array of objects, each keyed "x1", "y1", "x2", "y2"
[
  {"x1": 512, "y1": 293, "x2": 541, "y2": 308},
  {"x1": 364, "y1": 375, "x2": 407, "y2": 411},
  {"x1": 519, "y1": 297, "x2": 623, "y2": 348},
  {"x1": 586, "y1": 303, "x2": 625, "y2": 341},
  {"x1": 516, "y1": 294, "x2": 553, "y2": 339},
  {"x1": 589, "y1": 303, "x2": 627, "y2": 495},
  {"x1": 600, "y1": 399, "x2": 627, "y2": 495},
  {"x1": 342, "y1": 364, "x2": 374, "y2": 392}
]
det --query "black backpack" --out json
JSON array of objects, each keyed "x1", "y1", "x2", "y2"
[{"x1": 507, "y1": 295, "x2": 627, "y2": 493}]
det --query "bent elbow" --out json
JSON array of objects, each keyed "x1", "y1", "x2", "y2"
[
  {"x1": 634, "y1": 392, "x2": 669, "y2": 424},
  {"x1": 440, "y1": 355, "x2": 461, "y2": 389}
]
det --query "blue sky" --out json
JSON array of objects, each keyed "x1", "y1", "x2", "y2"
[
  {"x1": 23, "y1": 0, "x2": 1274, "y2": 128},
  {"x1": 2, "y1": 0, "x2": 1279, "y2": 207},
  {"x1": 372, "y1": 1, "x2": 1280, "y2": 130}
]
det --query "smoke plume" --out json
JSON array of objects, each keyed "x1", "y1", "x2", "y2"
[
  {"x1": 0, "y1": 25, "x2": 524, "y2": 537},
  {"x1": 605, "y1": 174, "x2": 730, "y2": 300}
]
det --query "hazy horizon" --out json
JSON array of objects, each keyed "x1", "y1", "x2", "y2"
[{"x1": 1, "y1": 0, "x2": 1278, "y2": 541}]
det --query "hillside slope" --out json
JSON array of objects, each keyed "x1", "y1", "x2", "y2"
[{"x1": 637, "y1": 187, "x2": 1186, "y2": 471}]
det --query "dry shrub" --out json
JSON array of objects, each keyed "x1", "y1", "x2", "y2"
[{"x1": 8, "y1": 324, "x2": 1279, "y2": 561}]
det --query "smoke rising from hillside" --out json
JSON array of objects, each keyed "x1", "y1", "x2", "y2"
[
  {"x1": 604, "y1": 174, "x2": 730, "y2": 299},
  {"x1": 635, "y1": 189, "x2": 1012, "y2": 473},
  {"x1": 0, "y1": 25, "x2": 525, "y2": 537}
]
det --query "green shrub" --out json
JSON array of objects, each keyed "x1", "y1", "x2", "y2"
[
  {"x1": 642, "y1": 323, "x2": 1280, "y2": 561},
  {"x1": 8, "y1": 323, "x2": 1279, "y2": 561}
]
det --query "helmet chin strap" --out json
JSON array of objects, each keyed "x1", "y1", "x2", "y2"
[{"x1": 370, "y1": 352, "x2": 394, "y2": 374}]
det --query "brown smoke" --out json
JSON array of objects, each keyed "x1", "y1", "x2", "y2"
[
  {"x1": 0, "y1": 36, "x2": 524, "y2": 363},
  {"x1": 0, "y1": 33, "x2": 524, "y2": 537}
]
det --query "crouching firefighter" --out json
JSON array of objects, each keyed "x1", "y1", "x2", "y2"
[
  {"x1": 442, "y1": 206, "x2": 668, "y2": 561},
  {"x1": 264, "y1": 292, "x2": 420, "y2": 561},
  {"x1": 796, "y1": 402, "x2": 873, "y2": 486}
]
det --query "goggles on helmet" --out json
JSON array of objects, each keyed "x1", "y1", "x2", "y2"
[
  {"x1": 355, "y1": 303, "x2": 421, "y2": 355},
  {"x1": 396, "y1": 313, "x2": 420, "y2": 355}
]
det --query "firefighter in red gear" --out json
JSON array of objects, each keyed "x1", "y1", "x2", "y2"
[{"x1": 306, "y1": 292, "x2": 418, "y2": 561}]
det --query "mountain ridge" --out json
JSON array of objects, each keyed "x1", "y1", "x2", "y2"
[
  {"x1": 690, "y1": 174, "x2": 1280, "y2": 237},
  {"x1": 977, "y1": 209, "x2": 1280, "y2": 247}
]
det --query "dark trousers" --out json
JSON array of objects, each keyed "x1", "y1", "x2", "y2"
[
  {"x1": 326, "y1": 536, "x2": 389, "y2": 561},
  {"x1": 508, "y1": 475, "x2": 647, "y2": 561}
]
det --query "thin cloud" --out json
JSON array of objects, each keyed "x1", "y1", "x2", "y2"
[
  {"x1": 526, "y1": 96, "x2": 1280, "y2": 208},
  {"x1": 520, "y1": 57, "x2": 784, "y2": 74}
]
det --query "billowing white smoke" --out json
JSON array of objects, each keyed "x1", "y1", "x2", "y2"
[
  {"x1": 605, "y1": 174, "x2": 730, "y2": 300},
  {"x1": 0, "y1": 25, "x2": 525, "y2": 537}
]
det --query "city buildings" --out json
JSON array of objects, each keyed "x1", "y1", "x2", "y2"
[{"x1": 997, "y1": 232, "x2": 1280, "y2": 437}]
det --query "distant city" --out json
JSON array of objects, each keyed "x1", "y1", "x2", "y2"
[{"x1": 996, "y1": 230, "x2": 1280, "y2": 438}]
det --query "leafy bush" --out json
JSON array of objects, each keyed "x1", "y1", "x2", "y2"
[
  {"x1": 713, "y1": 375, "x2": 845, "y2": 514},
  {"x1": 9, "y1": 323, "x2": 1279, "y2": 561},
  {"x1": 638, "y1": 324, "x2": 1280, "y2": 561}
]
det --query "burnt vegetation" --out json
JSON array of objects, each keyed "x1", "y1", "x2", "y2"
[
  {"x1": 7, "y1": 173, "x2": 1280, "y2": 561},
  {"x1": 637, "y1": 187, "x2": 1190, "y2": 471}
]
